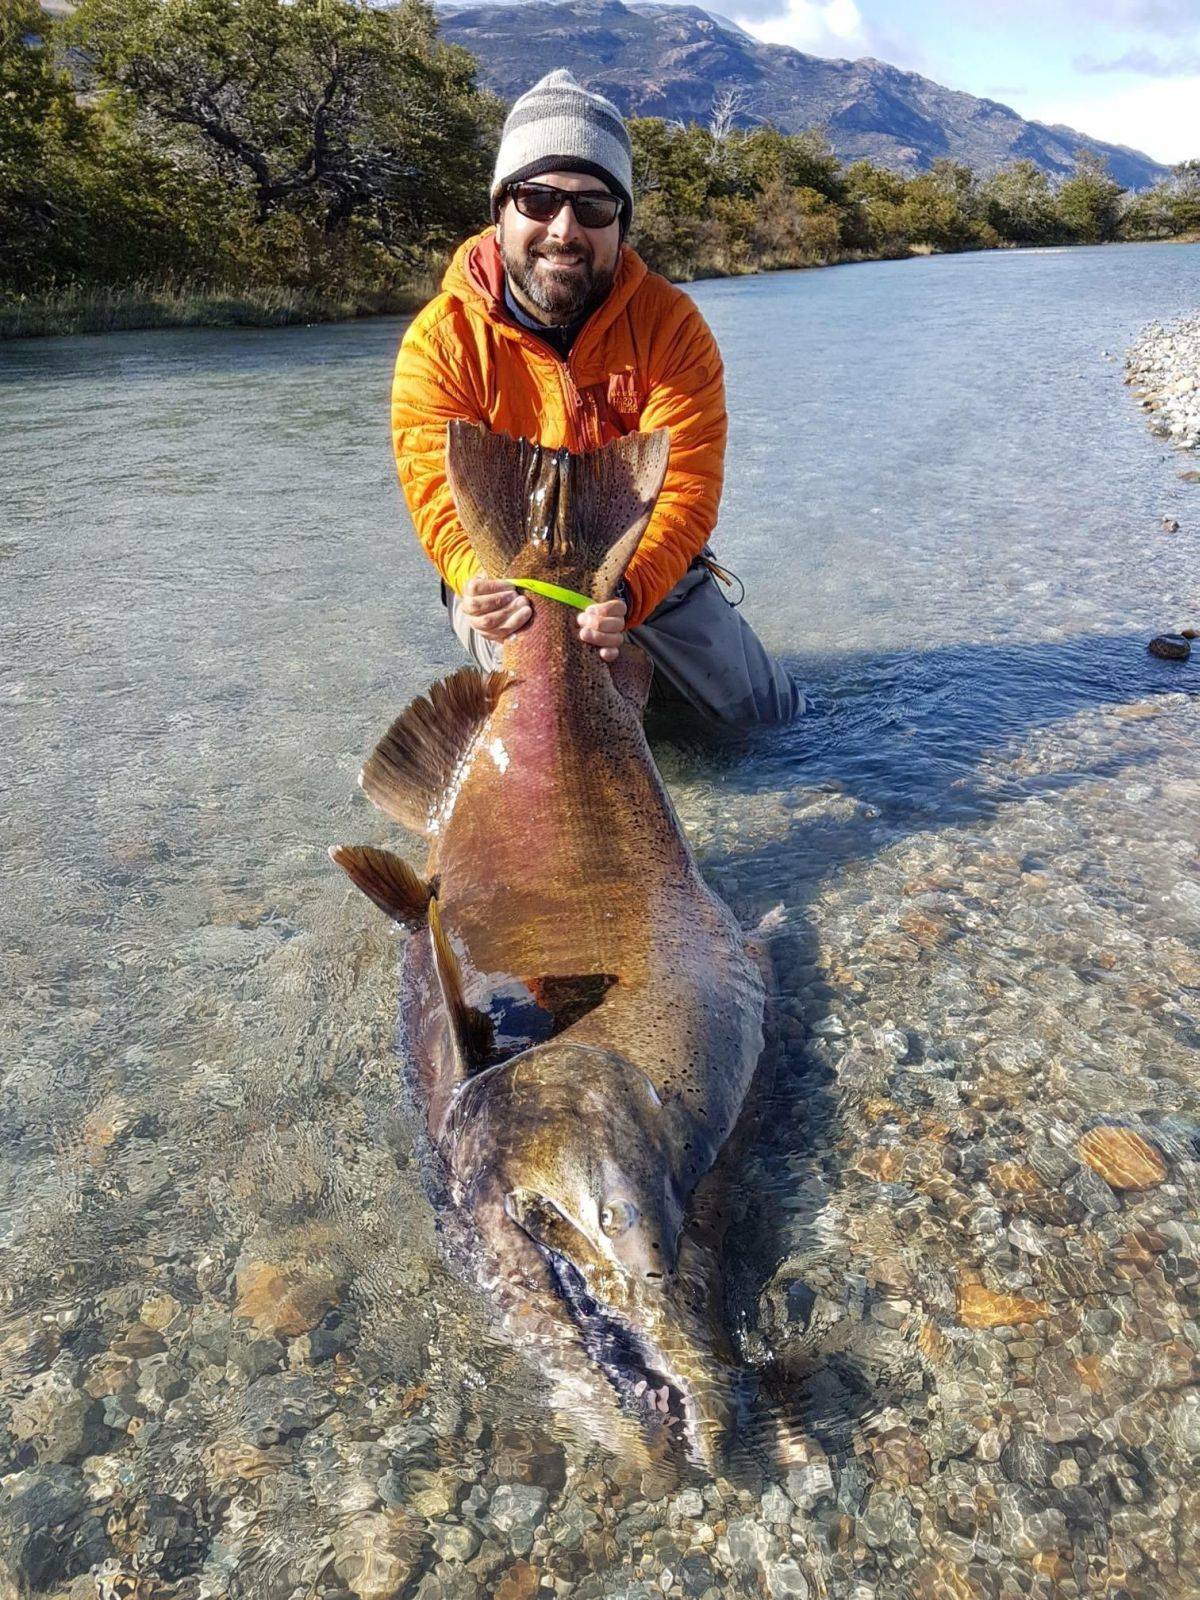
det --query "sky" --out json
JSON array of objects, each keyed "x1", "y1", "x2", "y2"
[{"x1": 712, "y1": 0, "x2": 1200, "y2": 163}]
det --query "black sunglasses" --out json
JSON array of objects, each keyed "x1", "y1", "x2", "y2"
[{"x1": 507, "y1": 181, "x2": 623, "y2": 231}]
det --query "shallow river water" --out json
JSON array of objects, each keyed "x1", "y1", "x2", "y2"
[{"x1": 2, "y1": 241, "x2": 1200, "y2": 1600}]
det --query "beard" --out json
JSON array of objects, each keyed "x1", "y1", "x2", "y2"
[{"x1": 499, "y1": 222, "x2": 616, "y2": 325}]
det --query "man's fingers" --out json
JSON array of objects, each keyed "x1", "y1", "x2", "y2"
[
  {"x1": 577, "y1": 614, "x2": 625, "y2": 650},
  {"x1": 471, "y1": 598, "x2": 531, "y2": 641},
  {"x1": 577, "y1": 598, "x2": 627, "y2": 652},
  {"x1": 465, "y1": 577, "x2": 515, "y2": 597},
  {"x1": 464, "y1": 587, "x2": 519, "y2": 617}
]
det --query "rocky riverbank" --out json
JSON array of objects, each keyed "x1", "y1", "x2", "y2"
[{"x1": 1126, "y1": 315, "x2": 1200, "y2": 451}]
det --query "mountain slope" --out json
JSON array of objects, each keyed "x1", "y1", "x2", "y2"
[{"x1": 437, "y1": 0, "x2": 1168, "y2": 189}]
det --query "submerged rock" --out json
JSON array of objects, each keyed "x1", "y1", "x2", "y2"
[
  {"x1": 955, "y1": 1283, "x2": 1049, "y2": 1329},
  {"x1": 1148, "y1": 634, "x2": 1191, "y2": 661},
  {"x1": 1077, "y1": 1125, "x2": 1168, "y2": 1190},
  {"x1": 0, "y1": 1465, "x2": 112, "y2": 1589},
  {"x1": 486, "y1": 1484, "x2": 549, "y2": 1555},
  {"x1": 234, "y1": 1258, "x2": 342, "y2": 1340},
  {"x1": 240, "y1": 1372, "x2": 335, "y2": 1445}
]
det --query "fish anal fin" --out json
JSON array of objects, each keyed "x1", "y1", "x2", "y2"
[
  {"x1": 359, "y1": 666, "x2": 509, "y2": 835},
  {"x1": 430, "y1": 898, "x2": 493, "y2": 1073},
  {"x1": 329, "y1": 845, "x2": 431, "y2": 928}
]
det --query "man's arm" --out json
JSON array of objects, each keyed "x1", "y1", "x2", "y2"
[
  {"x1": 391, "y1": 315, "x2": 485, "y2": 598},
  {"x1": 621, "y1": 298, "x2": 727, "y2": 628},
  {"x1": 392, "y1": 315, "x2": 536, "y2": 644}
]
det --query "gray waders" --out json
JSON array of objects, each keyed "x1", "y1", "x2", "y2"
[{"x1": 443, "y1": 556, "x2": 804, "y2": 727}]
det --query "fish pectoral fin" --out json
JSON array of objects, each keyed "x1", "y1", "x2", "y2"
[
  {"x1": 430, "y1": 897, "x2": 493, "y2": 1074},
  {"x1": 358, "y1": 665, "x2": 510, "y2": 836},
  {"x1": 524, "y1": 973, "x2": 617, "y2": 1033},
  {"x1": 329, "y1": 845, "x2": 432, "y2": 928}
]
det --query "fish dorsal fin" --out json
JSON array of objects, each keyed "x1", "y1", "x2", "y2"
[
  {"x1": 359, "y1": 666, "x2": 509, "y2": 836},
  {"x1": 329, "y1": 845, "x2": 432, "y2": 928},
  {"x1": 446, "y1": 423, "x2": 670, "y2": 602},
  {"x1": 429, "y1": 897, "x2": 493, "y2": 1074}
]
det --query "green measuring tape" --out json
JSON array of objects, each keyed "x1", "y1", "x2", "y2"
[{"x1": 509, "y1": 577, "x2": 594, "y2": 611}]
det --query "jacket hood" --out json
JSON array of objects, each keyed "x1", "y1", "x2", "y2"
[{"x1": 440, "y1": 229, "x2": 648, "y2": 347}]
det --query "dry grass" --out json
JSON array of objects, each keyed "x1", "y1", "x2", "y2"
[{"x1": 0, "y1": 277, "x2": 433, "y2": 340}]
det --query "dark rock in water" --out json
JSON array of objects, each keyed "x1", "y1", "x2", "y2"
[
  {"x1": 1148, "y1": 634, "x2": 1191, "y2": 660},
  {"x1": 1064, "y1": 1165, "x2": 1120, "y2": 1216},
  {"x1": 101, "y1": 1391, "x2": 145, "y2": 1433},
  {"x1": 1162, "y1": 517, "x2": 1181, "y2": 532},
  {"x1": 240, "y1": 1373, "x2": 335, "y2": 1445},
  {"x1": 0, "y1": 1465, "x2": 112, "y2": 1589},
  {"x1": 1181, "y1": 470, "x2": 1200, "y2": 482},
  {"x1": 1000, "y1": 1432, "x2": 1059, "y2": 1490},
  {"x1": 226, "y1": 1334, "x2": 287, "y2": 1382},
  {"x1": 786, "y1": 1279, "x2": 818, "y2": 1329},
  {"x1": 679, "y1": 1553, "x2": 719, "y2": 1597},
  {"x1": 129, "y1": 1492, "x2": 204, "y2": 1579},
  {"x1": 491, "y1": 1423, "x2": 566, "y2": 1493}
]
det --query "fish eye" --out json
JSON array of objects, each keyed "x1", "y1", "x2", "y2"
[{"x1": 600, "y1": 1199, "x2": 638, "y2": 1237}]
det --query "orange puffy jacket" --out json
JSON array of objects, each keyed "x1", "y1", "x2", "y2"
[{"x1": 391, "y1": 229, "x2": 727, "y2": 627}]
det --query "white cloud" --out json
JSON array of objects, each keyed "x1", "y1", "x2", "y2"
[
  {"x1": 1022, "y1": 76, "x2": 1200, "y2": 163},
  {"x1": 728, "y1": 0, "x2": 932, "y2": 74},
  {"x1": 733, "y1": 0, "x2": 870, "y2": 55}
]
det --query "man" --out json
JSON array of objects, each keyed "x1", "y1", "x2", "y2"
[{"x1": 391, "y1": 68, "x2": 802, "y2": 725}]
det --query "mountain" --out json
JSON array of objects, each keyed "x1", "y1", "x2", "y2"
[{"x1": 436, "y1": 0, "x2": 1169, "y2": 189}]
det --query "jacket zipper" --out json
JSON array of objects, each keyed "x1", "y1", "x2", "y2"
[
  {"x1": 559, "y1": 357, "x2": 592, "y2": 451},
  {"x1": 494, "y1": 313, "x2": 600, "y2": 452}
]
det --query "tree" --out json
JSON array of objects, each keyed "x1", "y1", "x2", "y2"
[
  {"x1": 0, "y1": 0, "x2": 82, "y2": 285},
  {"x1": 1119, "y1": 181, "x2": 1179, "y2": 240},
  {"x1": 897, "y1": 160, "x2": 987, "y2": 251},
  {"x1": 979, "y1": 159, "x2": 1063, "y2": 245},
  {"x1": 70, "y1": 0, "x2": 499, "y2": 257},
  {"x1": 1, "y1": 0, "x2": 217, "y2": 292},
  {"x1": 841, "y1": 159, "x2": 911, "y2": 255},
  {"x1": 1168, "y1": 158, "x2": 1200, "y2": 234},
  {"x1": 1054, "y1": 149, "x2": 1124, "y2": 244}
]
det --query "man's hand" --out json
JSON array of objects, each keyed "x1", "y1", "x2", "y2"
[
  {"x1": 461, "y1": 576, "x2": 532, "y2": 643},
  {"x1": 577, "y1": 597, "x2": 626, "y2": 662}
]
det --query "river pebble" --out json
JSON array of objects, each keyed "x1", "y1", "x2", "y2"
[{"x1": 1126, "y1": 314, "x2": 1200, "y2": 450}]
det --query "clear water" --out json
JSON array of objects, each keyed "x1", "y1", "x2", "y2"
[{"x1": 2, "y1": 241, "x2": 1199, "y2": 1599}]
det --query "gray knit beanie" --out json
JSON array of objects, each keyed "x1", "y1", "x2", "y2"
[{"x1": 490, "y1": 69, "x2": 634, "y2": 236}]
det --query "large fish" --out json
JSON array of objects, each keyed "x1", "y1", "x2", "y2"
[{"x1": 332, "y1": 424, "x2": 767, "y2": 1470}]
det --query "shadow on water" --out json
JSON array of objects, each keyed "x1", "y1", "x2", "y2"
[
  {"x1": 654, "y1": 630, "x2": 1198, "y2": 824},
  {"x1": 654, "y1": 632, "x2": 1199, "y2": 1470}
]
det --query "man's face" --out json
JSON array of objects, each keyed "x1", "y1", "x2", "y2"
[{"x1": 498, "y1": 170, "x2": 622, "y2": 326}]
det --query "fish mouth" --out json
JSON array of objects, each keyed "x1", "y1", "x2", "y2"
[{"x1": 532, "y1": 1232, "x2": 699, "y2": 1454}]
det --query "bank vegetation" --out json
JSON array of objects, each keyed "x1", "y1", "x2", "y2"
[{"x1": 3, "y1": 0, "x2": 1199, "y2": 337}]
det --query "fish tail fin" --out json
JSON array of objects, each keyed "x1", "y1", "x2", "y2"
[
  {"x1": 358, "y1": 665, "x2": 509, "y2": 836},
  {"x1": 446, "y1": 422, "x2": 670, "y2": 602}
]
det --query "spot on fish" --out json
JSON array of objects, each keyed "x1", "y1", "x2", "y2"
[{"x1": 488, "y1": 737, "x2": 510, "y2": 774}]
